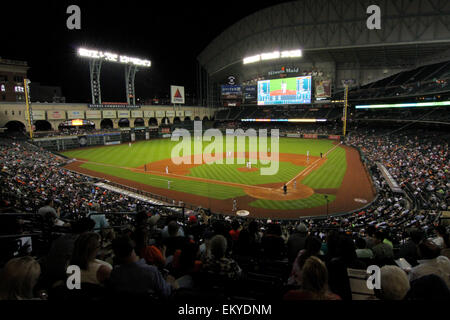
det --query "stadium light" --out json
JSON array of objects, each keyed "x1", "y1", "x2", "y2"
[
  {"x1": 77, "y1": 47, "x2": 151, "y2": 67},
  {"x1": 355, "y1": 101, "x2": 450, "y2": 109},
  {"x1": 243, "y1": 49, "x2": 302, "y2": 65},
  {"x1": 243, "y1": 54, "x2": 261, "y2": 64}
]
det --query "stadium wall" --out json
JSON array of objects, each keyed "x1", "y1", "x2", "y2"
[{"x1": 0, "y1": 102, "x2": 216, "y2": 132}]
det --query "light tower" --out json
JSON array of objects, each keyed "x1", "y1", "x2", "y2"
[{"x1": 77, "y1": 47, "x2": 151, "y2": 105}]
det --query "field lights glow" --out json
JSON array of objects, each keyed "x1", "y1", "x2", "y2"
[
  {"x1": 243, "y1": 49, "x2": 302, "y2": 64},
  {"x1": 355, "y1": 101, "x2": 450, "y2": 109},
  {"x1": 78, "y1": 48, "x2": 151, "y2": 67}
]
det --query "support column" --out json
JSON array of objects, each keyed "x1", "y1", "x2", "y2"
[
  {"x1": 125, "y1": 65, "x2": 138, "y2": 105},
  {"x1": 89, "y1": 60, "x2": 102, "y2": 104}
]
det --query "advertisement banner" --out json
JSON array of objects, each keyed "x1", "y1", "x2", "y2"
[
  {"x1": 32, "y1": 110, "x2": 46, "y2": 120},
  {"x1": 221, "y1": 85, "x2": 242, "y2": 100},
  {"x1": 166, "y1": 110, "x2": 175, "y2": 117},
  {"x1": 303, "y1": 134, "x2": 318, "y2": 139},
  {"x1": 170, "y1": 85, "x2": 185, "y2": 104},
  {"x1": 143, "y1": 110, "x2": 155, "y2": 118},
  {"x1": 185, "y1": 110, "x2": 192, "y2": 117},
  {"x1": 117, "y1": 110, "x2": 130, "y2": 118},
  {"x1": 67, "y1": 110, "x2": 85, "y2": 119},
  {"x1": 102, "y1": 110, "x2": 117, "y2": 119},
  {"x1": 155, "y1": 110, "x2": 165, "y2": 118},
  {"x1": 131, "y1": 110, "x2": 143, "y2": 118},
  {"x1": 315, "y1": 79, "x2": 332, "y2": 99},
  {"x1": 86, "y1": 110, "x2": 102, "y2": 119},
  {"x1": 223, "y1": 101, "x2": 241, "y2": 107},
  {"x1": 243, "y1": 85, "x2": 257, "y2": 102},
  {"x1": 328, "y1": 135, "x2": 341, "y2": 140},
  {"x1": 47, "y1": 111, "x2": 66, "y2": 120},
  {"x1": 176, "y1": 110, "x2": 184, "y2": 117}
]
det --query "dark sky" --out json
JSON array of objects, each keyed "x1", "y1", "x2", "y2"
[{"x1": 3, "y1": 0, "x2": 285, "y2": 103}]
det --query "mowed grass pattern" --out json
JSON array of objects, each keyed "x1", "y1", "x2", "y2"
[
  {"x1": 249, "y1": 194, "x2": 336, "y2": 210},
  {"x1": 302, "y1": 146, "x2": 347, "y2": 189},
  {"x1": 81, "y1": 163, "x2": 246, "y2": 200},
  {"x1": 187, "y1": 160, "x2": 305, "y2": 185},
  {"x1": 62, "y1": 138, "x2": 346, "y2": 210}
]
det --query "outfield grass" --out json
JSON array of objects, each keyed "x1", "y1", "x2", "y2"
[
  {"x1": 62, "y1": 138, "x2": 346, "y2": 210},
  {"x1": 302, "y1": 146, "x2": 346, "y2": 189},
  {"x1": 81, "y1": 162, "x2": 247, "y2": 200},
  {"x1": 249, "y1": 194, "x2": 336, "y2": 210},
  {"x1": 187, "y1": 160, "x2": 305, "y2": 185}
]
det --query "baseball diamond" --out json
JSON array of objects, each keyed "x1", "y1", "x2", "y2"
[{"x1": 62, "y1": 137, "x2": 375, "y2": 219}]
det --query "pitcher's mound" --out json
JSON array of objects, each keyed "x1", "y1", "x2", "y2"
[{"x1": 237, "y1": 167, "x2": 259, "y2": 172}]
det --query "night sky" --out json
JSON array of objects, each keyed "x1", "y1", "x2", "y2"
[{"x1": 3, "y1": 0, "x2": 285, "y2": 103}]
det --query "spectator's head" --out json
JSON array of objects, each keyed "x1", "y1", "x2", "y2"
[
  {"x1": 248, "y1": 220, "x2": 259, "y2": 234},
  {"x1": 112, "y1": 235, "x2": 136, "y2": 263},
  {"x1": 0, "y1": 256, "x2": 41, "y2": 300},
  {"x1": 417, "y1": 240, "x2": 440, "y2": 259},
  {"x1": 231, "y1": 220, "x2": 240, "y2": 231},
  {"x1": 301, "y1": 256, "x2": 329, "y2": 299},
  {"x1": 409, "y1": 229, "x2": 424, "y2": 244},
  {"x1": 355, "y1": 237, "x2": 367, "y2": 249},
  {"x1": 366, "y1": 225, "x2": 376, "y2": 237},
  {"x1": 266, "y1": 223, "x2": 282, "y2": 237},
  {"x1": 44, "y1": 198, "x2": 54, "y2": 207},
  {"x1": 374, "y1": 230, "x2": 385, "y2": 244},
  {"x1": 148, "y1": 214, "x2": 160, "y2": 227},
  {"x1": 298, "y1": 235, "x2": 322, "y2": 268},
  {"x1": 405, "y1": 274, "x2": 450, "y2": 300},
  {"x1": 338, "y1": 236, "x2": 358, "y2": 261},
  {"x1": 296, "y1": 223, "x2": 308, "y2": 235},
  {"x1": 71, "y1": 232, "x2": 101, "y2": 270},
  {"x1": 178, "y1": 241, "x2": 199, "y2": 273},
  {"x1": 377, "y1": 266, "x2": 410, "y2": 300},
  {"x1": 90, "y1": 202, "x2": 101, "y2": 213},
  {"x1": 435, "y1": 225, "x2": 447, "y2": 237},
  {"x1": 210, "y1": 234, "x2": 227, "y2": 259},
  {"x1": 188, "y1": 215, "x2": 198, "y2": 224},
  {"x1": 168, "y1": 221, "x2": 180, "y2": 237},
  {"x1": 71, "y1": 218, "x2": 95, "y2": 234},
  {"x1": 135, "y1": 211, "x2": 149, "y2": 227}
]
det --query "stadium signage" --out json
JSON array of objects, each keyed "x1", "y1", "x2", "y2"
[
  {"x1": 268, "y1": 67, "x2": 299, "y2": 76},
  {"x1": 88, "y1": 104, "x2": 141, "y2": 109},
  {"x1": 78, "y1": 48, "x2": 151, "y2": 67},
  {"x1": 243, "y1": 49, "x2": 302, "y2": 64}
]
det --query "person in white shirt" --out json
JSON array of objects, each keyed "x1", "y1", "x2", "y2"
[{"x1": 408, "y1": 240, "x2": 450, "y2": 288}]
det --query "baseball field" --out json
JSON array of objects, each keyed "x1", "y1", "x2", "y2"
[{"x1": 62, "y1": 137, "x2": 375, "y2": 219}]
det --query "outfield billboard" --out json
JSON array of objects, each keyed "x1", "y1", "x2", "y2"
[
  {"x1": 221, "y1": 85, "x2": 242, "y2": 100},
  {"x1": 257, "y1": 76, "x2": 311, "y2": 105}
]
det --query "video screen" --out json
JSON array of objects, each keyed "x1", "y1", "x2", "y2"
[{"x1": 257, "y1": 76, "x2": 311, "y2": 105}]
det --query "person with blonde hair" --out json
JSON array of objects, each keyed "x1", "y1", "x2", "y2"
[
  {"x1": 0, "y1": 256, "x2": 41, "y2": 300},
  {"x1": 284, "y1": 256, "x2": 341, "y2": 300}
]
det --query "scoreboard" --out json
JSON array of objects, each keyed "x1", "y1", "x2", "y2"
[{"x1": 257, "y1": 76, "x2": 312, "y2": 105}]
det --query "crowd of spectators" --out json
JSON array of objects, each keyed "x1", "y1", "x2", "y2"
[{"x1": 0, "y1": 125, "x2": 449, "y2": 301}]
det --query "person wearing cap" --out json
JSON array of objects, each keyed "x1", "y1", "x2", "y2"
[{"x1": 287, "y1": 223, "x2": 308, "y2": 265}]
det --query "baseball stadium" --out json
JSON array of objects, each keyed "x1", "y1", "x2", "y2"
[{"x1": 0, "y1": 0, "x2": 449, "y2": 305}]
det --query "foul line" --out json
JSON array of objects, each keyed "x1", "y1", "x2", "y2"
[
  {"x1": 71, "y1": 145, "x2": 341, "y2": 193},
  {"x1": 285, "y1": 143, "x2": 341, "y2": 188},
  {"x1": 73, "y1": 159, "x2": 274, "y2": 191}
]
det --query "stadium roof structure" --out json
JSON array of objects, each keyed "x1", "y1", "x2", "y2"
[{"x1": 198, "y1": 0, "x2": 450, "y2": 76}]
